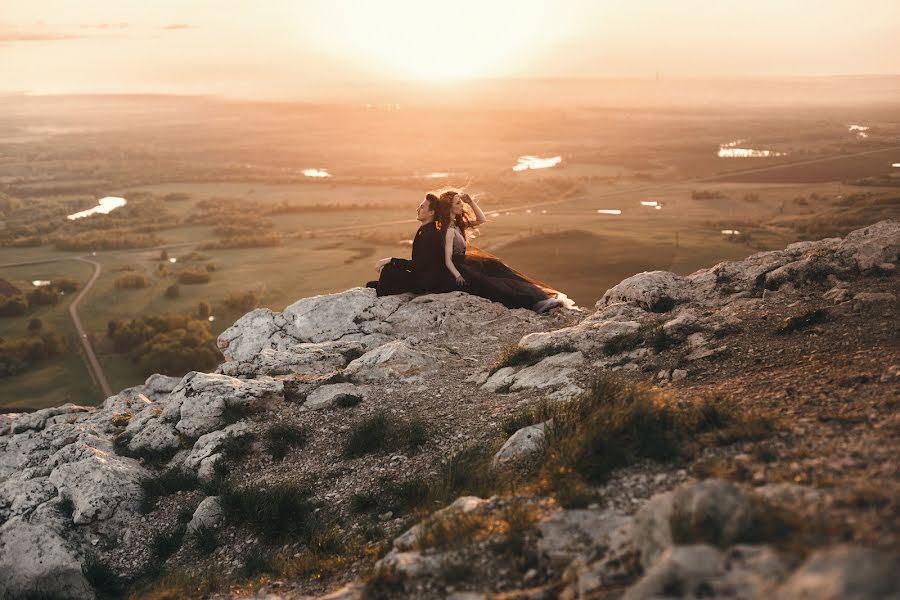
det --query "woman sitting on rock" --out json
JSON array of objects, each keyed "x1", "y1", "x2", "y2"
[{"x1": 435, "y1": 190, "x2": 573, "y2": 313}]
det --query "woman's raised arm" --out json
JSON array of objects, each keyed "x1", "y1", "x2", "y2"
[{"x1": 461, "y1": 193, "x2": 487, "y2": 226}]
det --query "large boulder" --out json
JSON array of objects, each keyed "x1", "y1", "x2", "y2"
[
  {"x1": 536, "y1": 508, "x2": 631, "y2": 568},
  {"x1": 834, "y1": 219, "x2": 900, "y2": 271},
  {"x1": 775, "y1": 546, "x2": 900, "y2": 600},
  {"x1": 216, "y1": 308, "x2": 305, "y2": 363},
  {"x1": 344, "y1": 339, "x2": 446, "y2": 382},
  {"x1": 0, "y1": 514, "x2": 93, "y2": 600},
  {"x1": 11, "y1": 404, "x2": 91, "y2": 434},
  {"x1": 171, "y1": 372, "x2": 282, "y2": 439},
  {"x1": 302, "y1": 383, "x2": 368, "y2": 411},
  {"x1": 492, "y1": 421, "x2": 550, "y2": 468},
  {"x1": 600, "y1": 271, "x2": 692, "y2": 312},
  {"x1": 218, "y1": 341, "x2": 365, "y2": 378},
  {"x1": 48, "y1": 445, "x2": 145, "y2": 525}
]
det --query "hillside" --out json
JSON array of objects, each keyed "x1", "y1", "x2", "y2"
[{"x1": 0, "y1": 220, "x2": 898, "y2": 600}]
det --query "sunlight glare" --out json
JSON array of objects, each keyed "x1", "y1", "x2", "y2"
[{"x1": 303, "y1": 1, "x2": 560, "y2": 81}]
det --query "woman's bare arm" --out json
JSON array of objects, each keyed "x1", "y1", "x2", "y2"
[{"x1": 444, "y1": 227, "x2": 466, "y2": 285}]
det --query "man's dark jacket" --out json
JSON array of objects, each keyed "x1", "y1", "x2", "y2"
[{"x1": 376, "y1": 221, "x2": 451, "y2": 296}]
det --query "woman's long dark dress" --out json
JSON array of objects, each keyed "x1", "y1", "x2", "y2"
[{"x1": 450, "y1": 228, "x2": 571, "y2": 310}]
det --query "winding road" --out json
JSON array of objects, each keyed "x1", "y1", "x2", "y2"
[
  {"x1": 68, "y1": 257, "x2": 113, "y2": 398},
  {"x1": 2, "y1": 144, "x2": 896, "y2": 403}
]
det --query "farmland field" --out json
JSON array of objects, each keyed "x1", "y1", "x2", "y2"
[{"x1": 1, "y1": 90, "x2": 898, "y2": 409}]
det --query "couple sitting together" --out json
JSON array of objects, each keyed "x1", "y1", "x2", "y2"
[{"x1": 367, "y1": 190, "x2": 572, "y2": 314}]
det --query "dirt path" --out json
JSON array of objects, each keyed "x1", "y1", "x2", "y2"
[{"x1": 68, "y1": 257, "x2": 113, "y2": 399}]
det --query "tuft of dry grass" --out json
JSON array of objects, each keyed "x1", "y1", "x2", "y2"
[{"x1": 538, "y1": 375, "x2": 777, "y2": 493}]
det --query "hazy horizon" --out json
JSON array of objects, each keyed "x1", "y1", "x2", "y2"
[{"x1": 3, "y1": 0, "x2": 900, "y2": 101}]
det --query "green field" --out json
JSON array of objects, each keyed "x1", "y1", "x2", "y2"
[{"x1": 2, "y1": 95, "x2": 898, "y2": 410}]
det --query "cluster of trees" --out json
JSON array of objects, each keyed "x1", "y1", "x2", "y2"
[
  {"x1": 691, "y1": 190, "x2": 729, "y2": 201},
  {"x1": 224, "y1": 289, "x2": 260, "y2": 312},
  {"x1": 0, "y1": 279, "x2": 80, "y2": 317},
  {"x1": 53, "y1": 230, "x2": 163, "y2": 251},
  {"x1": 0, "y1": 325, "x2": 67, "y2": 379},
  {"x1": 107, "y1": 314, "x2": 221, "y2": 376},
  {"x1": 115, "y1": 272, "x2": 151, "y2": 289},
  {"x1": 176, "y1": 268, "x2": 212, "y2": 284},
  {"x1": 199, "y1": 233, "x2": 281, "y2": 250}
]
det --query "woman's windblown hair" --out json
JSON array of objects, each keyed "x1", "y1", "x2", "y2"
[{"x1": 434, "y1": 189, "x2": 477, "y2": 241}]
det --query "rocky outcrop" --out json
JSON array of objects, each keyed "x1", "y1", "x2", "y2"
[{"x1": 0, "y1": 220, "x2": 896, "y2": 599}]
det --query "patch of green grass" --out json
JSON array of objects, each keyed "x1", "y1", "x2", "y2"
[
  {"x1": 540, "y1": 374, "x2": 777, "y2": 489},
  {"x1": 263, "y1": 423, "x2": 307, "y2": 461},
  {"x1": 489, "y1": 343, "x2": 575, "y2": 375},
  {"x1": 342, "y1": 412, "x2": 429, "y2": 458},
  {"x1": 500, "y1": 401, "x2": 554, "y2": 436},
  {"x1": 192, "y1": 524, "x2": 218, "y2": 554},
  {"x1": 139, "y1": 468, "x2": 199, "y2": 513},
  {"x1": 333, "y1": 392, "x2": 363, "y2": 408},
  {"x1": 427, "y1": 442, "x2": 500, "y2": 506},
  {"x1": 219, "y1": 431, "x2": 255, "y2": 461},
  {"x1": 603, "y1": 324, "x2": 692, "y2": 356},
  {"x1": 220, "y1": 481, "x2": 318, "y2": 542},
  {"x1": 350, "y1": 475, "x2": 430, "y2": 515},
  {"x1": 240, "y1": 545, "x2": 272, "y2": 578}
]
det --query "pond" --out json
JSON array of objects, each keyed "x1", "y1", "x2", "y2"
[
  {"x1": 512, "y1": 155, "x2": 562, "y2": 172},
  {"x1": 67, "y1": 197, "x2": 127, "y2": 220},
  {"x1": 849, "y1": 125, "x2": 869, "y2": 139},
  {"x1": 718, "y1": 140, "x2": 785, "y2": 158}
]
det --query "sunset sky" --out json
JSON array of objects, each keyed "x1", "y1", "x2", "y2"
[{"x1": 2, "y1": 0, "x2": 899, "y2": 98}]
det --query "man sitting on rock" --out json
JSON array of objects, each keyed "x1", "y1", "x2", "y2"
[{"x1": 367, "y1": 193, "x2": 452, "y2": 296}]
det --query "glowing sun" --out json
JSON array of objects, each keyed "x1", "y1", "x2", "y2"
[{"x1": 304, "y1": 0, "x2": 561, "y2": 81}]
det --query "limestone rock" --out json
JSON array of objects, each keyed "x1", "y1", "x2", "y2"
[
  {"x1": 282, "y1": 287, "x2": 380, "y2": 343},
  {"x1": 536, "y1": 508, "x2": 631, "y2": 568},
  {"x1": 393, "y1": 496, "x2": 487, "y2": 552},
  {"x1": 623, "y1": 544, "x2": 725, "y2": 600},
  {"x1": 345, "y1": 339, "x2": 445, "y2": 382},
  {"x1": 302, "y1": 383, "x2": 367, "y2": 410},
  {"x1": 853, "y1": 291, "x2": 897, "y2": 307},
  {"x1": 124, "y1": 405, "x2": 180, "y2": 457},
  {"x1": 492, "y1": 421, "x2": 549, "y2": 468},
  {"x1": 669, "y1": 479, "x2": 759, "y2": 548},
  {"x1": 187, "y1": 496, "x2": 225, "y2": 535},
  {"x1": 219, "y1": 340, "x2": 366, "y2": 378},
  {"x1": 509, "y1": 352, "x2": 584, "y2": 393},
  {"x1": 386, "y1": 292, "x2": 539, "y2": 338},
  {"x1": 184, "y1": 423, "x2": 250, "y2": 481},
  {"x1": 481, "y1": 367, "x2": 517, "y2": 393},
  {"x1": 11, "y1": 404, "x2": 91, "y2": 434},
  {"x1": 0, "y1": 516, "x2": 94, "y2": 600},
  {"x1": 217, "y1": 308, "x2": 305, "y2": 363},
  {"x1": 172, "y1": 372, "x2": 282, "y2": 438},
  {"x1": 140, "y1": 373, "x2": 182, "y2": 401},
  {"x1": 0, "y1": 476, "x2": 57, "y2": 522},
  {"x1": 835, "y1": 219, "x2": 900, "y2": 271},
  {"x1": 633, "y1": 490, "x2": 675, "y2": 568},
  {"x1": 775, "y1": 546, "x2": 900, "y2": 600},
  {"x1": 48, "y1": 445, "x2": 145, "y2": 525},
  {"x1": 600, "y1": 271, "x2": 691, "y2": 312}
]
